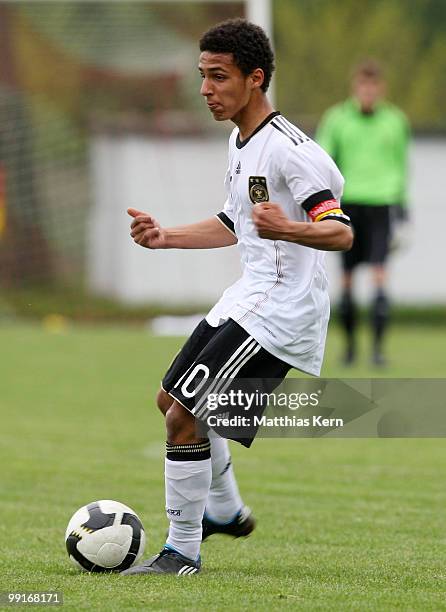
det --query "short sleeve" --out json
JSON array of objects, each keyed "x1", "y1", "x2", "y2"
[
  {"x1": 283, "y1": 143, "x2": 350, "y2": 225},
  {"x1": 215, "y1": 166, "x2": 236, "y2": 235}
]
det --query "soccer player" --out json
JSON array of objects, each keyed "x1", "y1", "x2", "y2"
[
  {"x1": 122, "y1": 19, "x2": 352, "y2": 576},
  {"x1": 316, "y1": 60, "x2": 410, "y2": 366}
]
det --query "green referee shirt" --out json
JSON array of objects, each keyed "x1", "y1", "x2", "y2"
[{"x1": 316, "y1": 98, "x2": 410, "y2": 206}]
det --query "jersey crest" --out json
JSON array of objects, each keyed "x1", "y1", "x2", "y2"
[{"x1": 249, "y1": 176, "x2": 269, "y2": 204}]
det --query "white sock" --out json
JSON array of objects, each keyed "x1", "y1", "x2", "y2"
[
  {"x1": 165, "y1": 441, "x2": 212, "y2": 561},
  {"x1": 205, "y1": 436, "x2": 243, "y2": 523}
]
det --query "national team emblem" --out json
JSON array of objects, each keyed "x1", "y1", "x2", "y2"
[{"x1": 249, "y1": 176, "x2": 269, "y2": 204}]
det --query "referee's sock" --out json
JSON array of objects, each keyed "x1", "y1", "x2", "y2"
[
  {"x1": 339, "y1": 290, "x2": 357, "y2": 362},
  {"x1": 205, "y1": 436, "x2": 243, "y2": 524},
  {"x1": 165, "y1": 441, "x2": 212, "y2": 561},
  {"x1": 371, "y1": 289, "x2": 389, "y2": 361}
]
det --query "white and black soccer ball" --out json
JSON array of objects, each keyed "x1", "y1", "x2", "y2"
[{"x1": 65, "y1": 500, "x2": 146, "y2": 572}]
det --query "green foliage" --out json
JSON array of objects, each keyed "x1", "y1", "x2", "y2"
[
  {"x1": 10, "y1": 1, "x2": 446, "y2": 130},
  {"x1": 0, "y1": 287, "x2": 211, "y2": 322},
  {"x1": 274, "y1": 0, "x2": 446, "y2": 130},
  {"x1": 1, "y1": 286, "x2": 445, "y2": 325}
]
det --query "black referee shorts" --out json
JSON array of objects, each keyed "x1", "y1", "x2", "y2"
[
  {"x1": 162, "y1": 318, "x2": 291, "y2": 447},
  {"x1": 342, "y1": 203, "x2": 394, "y2": 271}
]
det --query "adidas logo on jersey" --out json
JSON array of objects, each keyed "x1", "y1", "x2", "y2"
[{"x1": 235, "y1": 161, "x2": 241, "y2": 174}]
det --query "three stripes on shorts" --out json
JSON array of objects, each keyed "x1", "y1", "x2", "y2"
[{"x1": 192, "y1": 335, "x2": 261, "y2": 419}]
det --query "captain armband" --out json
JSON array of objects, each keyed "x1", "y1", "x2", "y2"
[{"x1": 302, "y1": 190, "x2": 351, "y2": 226}]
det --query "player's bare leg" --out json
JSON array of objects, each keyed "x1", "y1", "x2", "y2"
[
  {"x1": 156, "y1": 388, "x2": 173, "y2": 416},
  {"x1": 339, "y1": 270, "x2": 357, "y2": 365},
  {"x1": 371, "y1": 264, "x2": 389, "y2": 366}
]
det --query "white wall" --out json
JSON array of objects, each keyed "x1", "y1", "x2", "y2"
[
  {"x1": 88, "y1": 136, "x2": 241, "y2": 305},
  {"x1": 88, "y1": 135, "x2": 445, "y2": 306}
]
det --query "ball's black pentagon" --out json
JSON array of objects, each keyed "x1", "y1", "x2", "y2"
[{"x1": 81, "y1": 502, "x2": 115, "y2": 531}]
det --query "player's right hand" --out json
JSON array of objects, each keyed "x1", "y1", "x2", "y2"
[{"x1": 127, "y1": 208, "x2": 167, "y2": 249}]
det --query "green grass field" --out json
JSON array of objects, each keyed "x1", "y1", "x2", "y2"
[{"x1": 1, "y1": 322, "x2": 445, "y2": 611}]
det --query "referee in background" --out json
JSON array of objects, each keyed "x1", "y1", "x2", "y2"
[{"x1": 317, "y1": 60, "x2": 410, "y2": 366}]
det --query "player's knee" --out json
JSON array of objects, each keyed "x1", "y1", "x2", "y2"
[
  {"x1": 165, "y1": 402, "x2": 197, "y2": 444},
  {"x1": 156, "y1": 388, "x2": 172, "y2": 416}
]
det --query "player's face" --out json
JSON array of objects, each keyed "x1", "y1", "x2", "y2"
[
  {"x1": 353, "y1": 76, "x2": 384, "y2": 112},
  {"x1": 199, "y1": 52, "x2": 254, "y2": 121}
]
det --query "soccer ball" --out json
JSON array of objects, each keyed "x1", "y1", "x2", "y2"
[{"x1": 65, "y1": 500, "x2": 146, "y2": 572}]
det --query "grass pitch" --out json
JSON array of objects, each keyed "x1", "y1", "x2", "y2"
[{"x1": 1, "y1": 322, "x2": 445, "y2": 611}]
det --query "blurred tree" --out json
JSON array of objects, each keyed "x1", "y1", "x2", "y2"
[
  {"x1": 274, "y1": 0, "x2": 446, "y2": 130},
  {"x1": 408, "y1": 0, "x2": 446, "y2": 43},
  {"x1": 0, "y1": 4, "x2": 53, "y2": 284}
]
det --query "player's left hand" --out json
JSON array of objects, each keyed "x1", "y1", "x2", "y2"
[{"x1": 252, "y1": 202, "x2": 293, "y2": 240}]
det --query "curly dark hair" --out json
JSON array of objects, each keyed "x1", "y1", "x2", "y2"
[{"x1": 199, "y1": 19, "x2": 275, "y2": 92}]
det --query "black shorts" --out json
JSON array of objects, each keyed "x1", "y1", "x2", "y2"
[
  {"x1": 342, "y1": 203, "x2": 394, "y2": 271},
  {"x1": 162, "y1": 318, "x2": 291, "y2": 447}
]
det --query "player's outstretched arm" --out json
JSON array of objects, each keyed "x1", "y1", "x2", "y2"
[
  {"x1": 252, "y1": 203, "x2": 353, "y2": 251},
  {"x1": 128, "y1": 208, "x2": 237, "y2": 249}
]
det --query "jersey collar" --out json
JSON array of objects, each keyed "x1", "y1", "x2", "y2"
[
  {"x1": 350, "y1": 97, "x2": 384, "y2": 116},
  {"x1": 236, "y1": 111, "x2": 281, "y2": 149}
]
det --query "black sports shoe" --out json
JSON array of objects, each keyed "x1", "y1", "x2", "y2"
[
  {"x1": 202, "y1": 506, "x2": 255, "y2": 541},
  {"x1": 120, "y1": 548, "x2": 200, "y2": 576}
]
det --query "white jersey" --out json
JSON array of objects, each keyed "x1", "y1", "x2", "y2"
[{"x1": 206, "y1": 112, "x2": 347, "y2": 375}]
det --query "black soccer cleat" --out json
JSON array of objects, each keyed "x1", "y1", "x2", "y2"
[
  {"x1": 120, "y1": 548, "x2": 200, "y2": 576},
  {"x1": 202, "y1": 506, "x2": 256, "y2": 541}
]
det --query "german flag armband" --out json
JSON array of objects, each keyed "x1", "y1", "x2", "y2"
[{"x1": 302, "y1": 190, "x2": 350, "y2": 226}]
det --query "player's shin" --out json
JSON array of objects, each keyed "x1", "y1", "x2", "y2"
[
  {"x1": 205, "y1": 435, "x2": 243, "y2": 523},
  {"x1": 165, "y1": 441, "x2": 212, "y2": 561}
]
